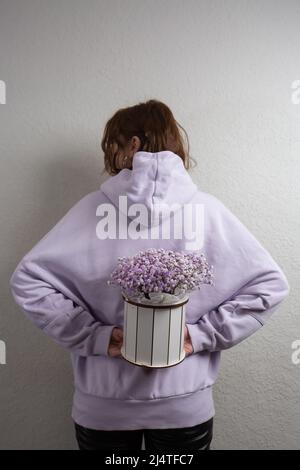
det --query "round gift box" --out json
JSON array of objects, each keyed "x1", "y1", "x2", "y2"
[{"x1": 120, "y1": 293, "x2": 189, "y2": 368}]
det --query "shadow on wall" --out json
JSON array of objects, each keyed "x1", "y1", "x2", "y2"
[{"x1": 29, "y1": 151, "x2": 107, "y2": 236}]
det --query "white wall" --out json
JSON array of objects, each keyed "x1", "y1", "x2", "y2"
[{"x1": 0, "y1": 0, "x2": 299, "y2": 449}]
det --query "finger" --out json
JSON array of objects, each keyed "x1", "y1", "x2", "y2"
[
  {"x1": 112, "y1": 333, "x2": 123, "y2": 343},
  {"x1": 114, "y1": 329, "x2": 123, "y2": 338},
  {"x1": 109, "y1": 346, "x2": 123, "y2": 357},
  {"x1": 184, "y1": 342, "x2": 193, "y2": 355}
]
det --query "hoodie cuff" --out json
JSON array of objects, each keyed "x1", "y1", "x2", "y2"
[
  {"x1": 92, "y1": 324, "x2": 116, "y2": 356},
  {"x1": 185, "y1": 323, "x2": 212, "y2": 354}
]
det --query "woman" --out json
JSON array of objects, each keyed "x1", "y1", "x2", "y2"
[{"x1": 9, "y1": 99, "x2": 289, "y2": 451}]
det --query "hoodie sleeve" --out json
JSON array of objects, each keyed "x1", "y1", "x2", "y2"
[
  {"x1": 186, "y1": 195, "x2": 290, "y2": 354},
  {"x1": 9, "y1": 195, "x2": 116, "y2": 357}
]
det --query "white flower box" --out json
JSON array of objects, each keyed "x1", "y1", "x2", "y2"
[{"x1": 121, "y1": 292, "x2": 189, "y2": 368}]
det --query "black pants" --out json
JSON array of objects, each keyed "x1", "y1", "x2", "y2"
[{"x1": 74, "y1": 417, "x2": 213, "y2": 451}]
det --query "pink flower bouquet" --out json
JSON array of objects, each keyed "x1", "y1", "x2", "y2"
[{"x1": 108, "y1": 248, "x2": 214, "y2": 305}]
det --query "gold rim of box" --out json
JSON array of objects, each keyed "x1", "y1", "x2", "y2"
[{"x1": 122, "y1": 293, "x2": 189, "y2": 309}]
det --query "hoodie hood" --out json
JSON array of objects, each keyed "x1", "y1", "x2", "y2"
[{"x1": 100, "y1": 150, "x2": 199, "y2": 226}]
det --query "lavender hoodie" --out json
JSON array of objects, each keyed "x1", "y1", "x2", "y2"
[{"x1": 9, "y1": 151, "x2": 290, "y2": 430}]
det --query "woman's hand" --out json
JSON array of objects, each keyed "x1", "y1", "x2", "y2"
[
  {"x1": 184, "y1": 325, "x2": 194, "y2": 357},
  {"x1": 108, "y1": 327, "x2": 123, "y2": 357}
]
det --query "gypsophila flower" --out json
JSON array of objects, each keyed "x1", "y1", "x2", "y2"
[{"x1": 107, "y1": 248, "x2": 214, "y2": 299}]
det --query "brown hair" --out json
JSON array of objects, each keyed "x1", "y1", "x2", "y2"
[{"x1": 100, "y1": 99, "x2": 197, "y2": 176}]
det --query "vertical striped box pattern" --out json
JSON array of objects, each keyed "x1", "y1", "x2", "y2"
[{"x1": 121, "y1": 296, "x2": 188, "y2": 368}]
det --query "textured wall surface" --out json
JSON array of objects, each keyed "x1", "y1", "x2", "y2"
[{"x1": 0, "y1": 0, "x2": 299, "y2": 450}]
